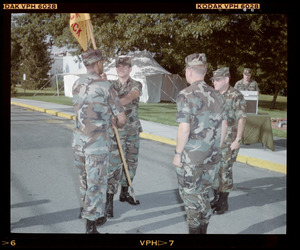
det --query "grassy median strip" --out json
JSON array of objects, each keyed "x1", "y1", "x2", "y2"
[{"x1": 14, "y1": 86, "x2": 287, "y2": 138}]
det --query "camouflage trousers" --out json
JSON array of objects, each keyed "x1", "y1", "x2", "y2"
[
  {"x1": 73, "y1": 150, "x2": 108, "y2": 221},
  {"x1": 175, "y1": 162, "x2": 218, "y2": 227},
  {"x1": 107, "y1": 132, "x2": 140, "y2": 195},
  {"x1": 212, "y1": 144, "x2": 239, "y2": 193}
]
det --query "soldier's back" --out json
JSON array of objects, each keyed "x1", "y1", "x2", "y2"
[
  {"x1": 177, "y1": 80, "x2": 225, "y2": 165},
  {"x1": 73, "y1": 74, "x2": 114, "y2": 135},
  {"x1": 177, "y1": 80, "x2": 224, "y2": 125},
  {"x1": 72, "y1": 73, "x2": 121, "y2": 155}
]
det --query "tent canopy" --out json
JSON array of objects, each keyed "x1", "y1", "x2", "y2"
[{"x1": 63, "y1": 50, "x2": 187, "y2": 103}]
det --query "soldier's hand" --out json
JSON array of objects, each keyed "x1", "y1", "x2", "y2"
[
  {"x1": 101, "y1": 73, "x2": 107, "y2": 80},
  {"x1": 173, "y1": 155, "x2": 182, "y2": 168},
  {"x1": 111, "y1": 117, "x2": 118, "y2": 127},
  {"x1": 230, "y1": 140, "x2": 240, "y2": 150}
]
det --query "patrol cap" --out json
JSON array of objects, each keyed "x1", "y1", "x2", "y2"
[
  {"x1": 210, "y1": 67, "x2": 230, "y2": 81},
  {"x1": 116, "y1": 56, "x2": 132, "y2": 67},
  {"x1": 243, "y1": 68, "x2": 252, "y2": 76},
  {"x1": 185, "y1": 53, "x2": 207, "y2": 67},
  {"x1": 82, "y1": 49, "x2": 106, "y2": 66}
]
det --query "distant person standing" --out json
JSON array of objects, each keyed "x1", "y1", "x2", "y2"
[
  {"x1": 106, "y1": 56, "x2": 143, "y2": 218},
  {"x1": 211, "y1": 67, "x2": 247, "y2": 215},
  {"x1": 173, "y1": 53, "x2": 225, "y2": 234},
  {"x1": 72, "y1": 49, "x2": 126, "y2": 234},
  {"x1": 234, "y1": 68, "x2": 260, "y2": 94}
]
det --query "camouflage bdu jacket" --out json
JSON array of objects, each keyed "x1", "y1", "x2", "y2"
[
  {"x1": 72, "y1": 73, "x2": 124, "y2": 155},
  {"x1": 222, "y1": 86, "x2": 247, "y2": 145},
  {"x1": 176, "y1": 80, "x2": 225, "y2": 165},
  {"x1": 110, "y1": 77, "x2": 143, "y2": 135},
  {"x1": 234, "y1": 79, "x2": 259, "y2": 92}
]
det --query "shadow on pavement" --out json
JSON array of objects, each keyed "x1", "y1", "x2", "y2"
[
  {"x1": 230, "y1": 176, "x2": 286, "y2": 212},
  {"x1": 10, "y1": 176, "x2": 286, "y2": 234}
]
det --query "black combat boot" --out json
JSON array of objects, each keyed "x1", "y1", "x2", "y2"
[
  {"x1": 210, "y1": 190, "x2": 220, "y2": 209},
  {"x1": 199, "y1": 223, "x2": 209, "y2": 234},
  {"x1": 86, "y1": 219, "x2": 100, "y2": 234},
  {"x1": 189, "y1": 225, "x2": 200, "y2": 234},
  {"x1": 214, "y1": 192, "x2": 229, "y2": 215},
  {"x1": 119, "y1": 186, "x2": 140, "y2": 205},
  {"x1": 96, "y1": 216, "x2": 107, "y2": 226},
  {"x1": 105, "y1": 193, "x2": 114, "y2": 218}
]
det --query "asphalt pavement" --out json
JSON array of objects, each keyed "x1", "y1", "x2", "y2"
[
  {"x1": 10, "y1": 105, "x2": 286, "y2": 237},
  {"x1": 10, "y1": 98, "x2": 287, "y2": 175}
]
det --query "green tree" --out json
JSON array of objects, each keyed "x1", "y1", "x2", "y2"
[
  {"x1": 11, "y1": 31, "x2": 22, "y2": 96},
  {"x1": 13, "y1": 13, "x2": 287, "y2": 107},
  {"x1": 11, "y1": 14, "x2": 53, "y2": 91},
  {"x1": 249, "y1": 14, "x2": 287, "y2": 108}
]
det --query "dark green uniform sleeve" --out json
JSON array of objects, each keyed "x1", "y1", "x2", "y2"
[
  {"x1": 176, "y1": 93, "x2": 191, "y2": 123},
  {"x1": 235, "y1": 92, "x2": 247, "y2": 121},
  {"x1": 107, "y1": 85, "x2": 124, "y2": 116}
]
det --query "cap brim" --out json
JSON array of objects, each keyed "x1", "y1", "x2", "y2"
[
  {"x1": 210, "y1": 76, "x2": 224, "y2": 81},
  {"x1": 116, "y1": 63, "x2": 131, "y2": 67}
]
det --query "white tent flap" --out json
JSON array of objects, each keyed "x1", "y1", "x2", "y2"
[{"x1": 63, "y1": 50, "x2": 187, "y2": 102}]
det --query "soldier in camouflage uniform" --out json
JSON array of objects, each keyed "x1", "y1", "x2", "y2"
[
  {"x1": 234, "y1": 68, "x2": 260, "y2": 93},
  {"x1": 211, "y1": 67, "x2": 247, "y2": 215},
  {"x1": 72, "y1": 49, "x2": 126, "y2": 233},
  {"x1": 173, "y1": 53, "x2": 225, "y2": 234},
  {"x1": 106, "y1": 56, "x2": 142, "y2": 218}
]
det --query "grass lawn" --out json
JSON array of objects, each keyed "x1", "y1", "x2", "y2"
[
  {"x1": 14, "y1": 87, "x2": 287, "y2": 138},
  {"x1": 14, "y1": 86, "x2": 73, "y2": 106},
  {"x1": 257, "y1": 94, "x2": 287, "y2": 119}
]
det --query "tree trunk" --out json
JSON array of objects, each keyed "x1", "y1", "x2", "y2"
[{"x1": 270, "y1": 87, "x2": 279, "y2": 109}]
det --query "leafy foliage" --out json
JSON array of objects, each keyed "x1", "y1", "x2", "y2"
[{"x1": 11, "y1": 13, "x2": 287, "y2": 107}]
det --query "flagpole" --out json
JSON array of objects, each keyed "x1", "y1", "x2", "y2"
[
  {"x1": 84, "y1": 15, "x2": 138, "y2": 203},
  {"x1": 87, "y1": 20, "x2": 97, "y2": 50}
]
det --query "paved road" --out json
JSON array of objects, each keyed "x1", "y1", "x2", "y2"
[{"x1": 10, "y1": 105, "x2": 286, "y2": 236}]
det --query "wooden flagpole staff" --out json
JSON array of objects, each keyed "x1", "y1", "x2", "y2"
[{"x1": 86, "y1": 19, "x2": 137, "y2": 203}]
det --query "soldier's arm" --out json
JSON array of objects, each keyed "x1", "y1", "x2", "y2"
[
  {"x1": 230, "y1": 92, "x2": 247, "y2": 150},
  {"x1": 107, "y1": 85, "x2": 126, "y2": 128},
  {"x1": 233, "y1": 81, "x2": 239, "y2": 90},
  {"x1": 173, "y1": 122, "x2": 190, "y2": 167},
  {"x1": 119, "y1": 90, "x2": 140, "y2": 106},
  {"x1": 115, "y1": 111, "x2": 127, "y2": 128},
  {"x1": 176, "y1": 122, "x2": 190, "y2": 153},
  {"x1": 230, "y1": 117, "x2": 246, "y2": 150},
  {"x1": 255, "y1": 82, "x2": 260, "y2": 95}
]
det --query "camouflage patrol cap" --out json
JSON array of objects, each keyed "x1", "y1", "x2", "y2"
[
  {"x1": 185, "y1": 53, "x2": 207, "y2": 67},
  {"x1": 116, "y1": 56, "x2": 132, "y2": 67},
  {"x1": 82, "y1": 49, "x2": 106, "y2": 66},
  {"x1": 210, "y1": 67, "x2": 230, "y2": 81},
  {"x1": 243, "y1": 68, "x2": 252, "y2": 76}
]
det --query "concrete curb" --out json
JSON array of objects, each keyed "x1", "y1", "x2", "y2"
[
  {"x1": 11, "y1": 101, "x2": 75, "y2": 120},
  {"x1": 142, "y1": 132, "x2": 286, "y2": 174},
  {"x1": 140, "y1": 132, "x2": 176, "y2": 146},
  {"x1": 11, "y1": 101, "x2": 286, "y2": 174}
]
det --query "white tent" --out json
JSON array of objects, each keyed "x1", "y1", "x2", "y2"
[
  {"x1": 63, "y1": 50, "x2": 187, "y2": 103},
  {"x1": 63, "y1": 67, "x2": 87, "y2": 97}
]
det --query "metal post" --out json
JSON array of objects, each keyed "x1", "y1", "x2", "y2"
[{"x1": 56, "y1": 74, "x2": 59, "y2": 96}]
